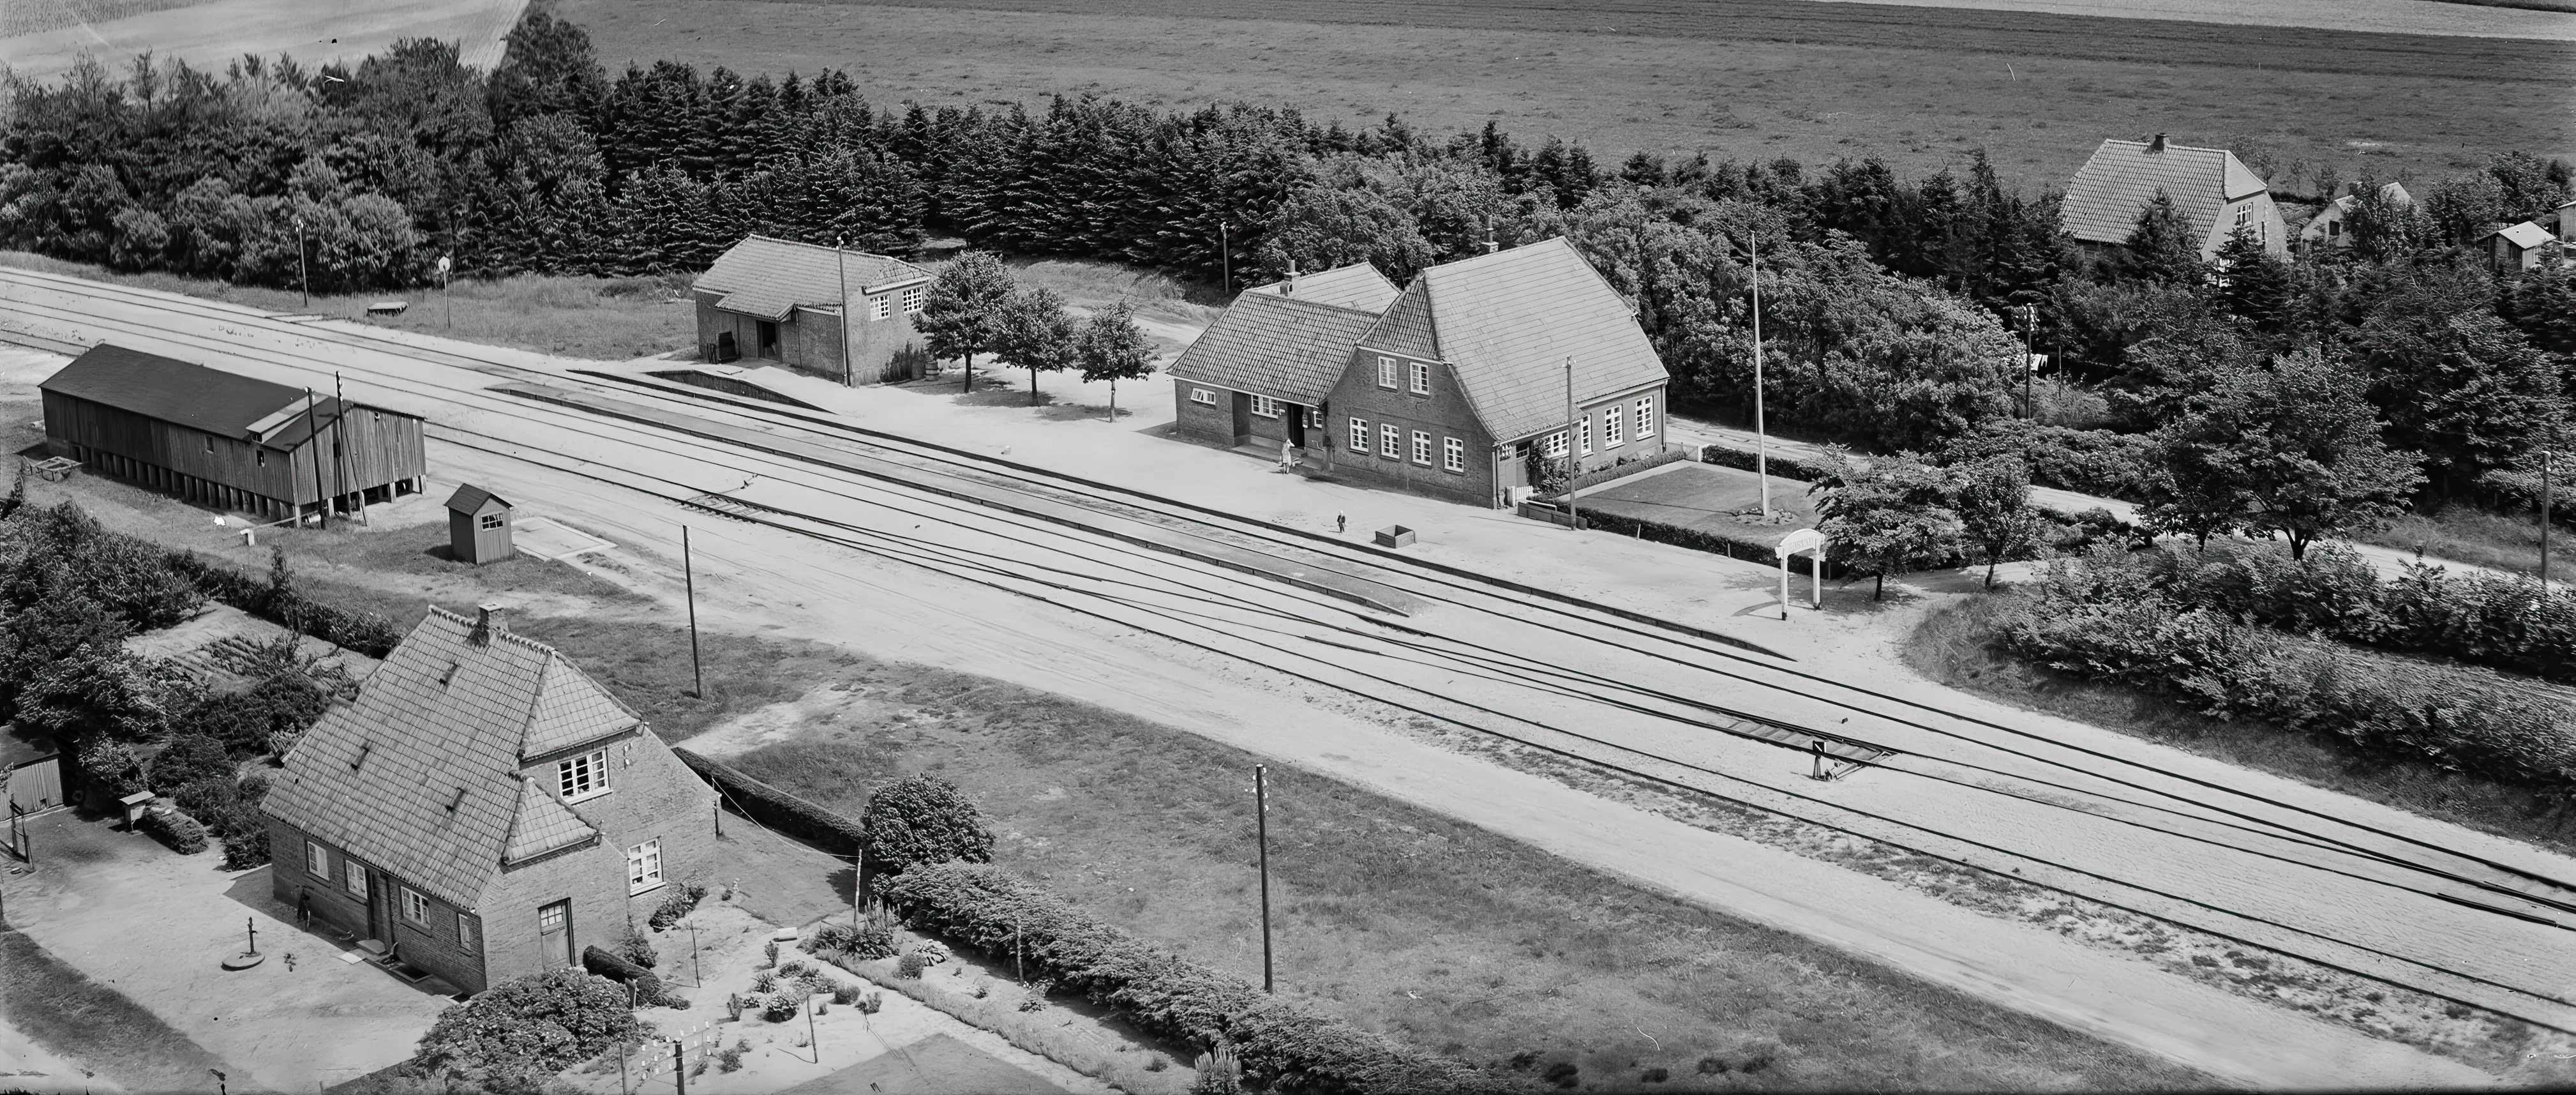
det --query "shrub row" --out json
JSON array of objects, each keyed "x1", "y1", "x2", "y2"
[
  {"x1": 1696, "y1": 442, "x2": 1836, "y2": 484},
  {"x1": 160, "y1": 549, "x2": 404, "y2": 657},
  {"x1": 2084, "y1": 543, "x2": 2576, "y2": 686},
  {"x1": 139, "y1": 808, "x2": 209, "y2": 854},
  {"x1": 670, "y1": 748, "x2": 867, "y2": 854},
  {"x1": 883, "y1": 863, "x2": 1510, "y2": 1095},
  {"x1": 1942, "y1": 420, "x2": 2155, "y2": 500},
  {"x1": 1995, "y1": 561, "x2": 2576, "y2": 790},
  {"x1": 1557, "y1": 446, "x2": 1693, "y2": 495},
  {"x1": 581, "y1": 945, "x2": 689, "y2": 1009}
]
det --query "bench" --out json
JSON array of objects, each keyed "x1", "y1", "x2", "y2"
[{"x1": 365, "y1": 300, "x2": 409, "y2": 317}]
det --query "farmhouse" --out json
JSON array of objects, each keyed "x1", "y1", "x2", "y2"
[
  {"x1": 39, "y1": 344, "x2": 428, "y2": 523},
  {"x1": 2484, "y1": 221, "x2": 2555, "y2": 273},
  {"x1": 2062, "y1": 134, "x2": 2286, "y2": 261},
  {"x1": 2298, "y1": 181, "x2": 2413, "y2": 252},
  {"x1": 1169, "y1": 239, "x2": 1670, "y2": 508},
  {"x1": 691, "y1": 235, "x2": 933, "y2": 384},
  {"x1": 260, "y1": 606, "x2": 717, "y2": 995}
]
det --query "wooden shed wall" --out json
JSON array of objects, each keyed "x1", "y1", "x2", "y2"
[{"x1": 41, "y1": 391, "x2": 427, "y2": 504}]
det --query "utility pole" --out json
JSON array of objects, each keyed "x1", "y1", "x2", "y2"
[
  {"x1": 2543, "y1": 448, "x2": 2555, "y2": 585},
  {"x1": 295, "y1": 217, "x2": 310, "y2": 309},
  {"x1": 683, "y1": 526, "x2": 704, "y2": 698},
  {"x1": 835, "y1": 236, "x2": 856, "y2": 388},
  {"x1": 1750, "y1": 234, "x2": 1771, "y2": 520},
  {"x1": 303, "y1": 388, "x2": 327, "y2": 529},
  {"x1": 1219, "y1": 221, "x2": 1231, "y2": 297},
  {"x1": 2019, "y1": 304, "x2": 2039, "y2": 421},
  {"x1": 1255, "y1": 765, "x2": 1274, "y2": 994},
  {"x1": 336, "y1": 372, "x2": 365, "y2": 525},
  {"x1": 327, "y1": 375, "x2": 348, "y2": 522},
  {"x1": 1563, "y1": 355, "x2": 1580, "y2": 531}
]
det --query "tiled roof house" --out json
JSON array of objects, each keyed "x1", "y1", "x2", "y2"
[
  {"x1": 691, "y1": 235, "x2": 935, "y2": 384},
  {"x1": 2062, "y1": 135, "x2": 2286, "y2": 261},
  {"x1": 1171, "y1": 240, "x2": 1672, "y2": 507},
  {"x1": 262, "y1": 606, "x2": 716, "y2": 995}
]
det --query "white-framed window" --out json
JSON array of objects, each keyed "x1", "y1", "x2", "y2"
[
  {"x1": 2234, "y1": 207, "x2": 2250, "y2": 229},
  {"x1": 1249, "y1": 394, "x2": 1280, "y2": 418},
  {"x1": 1411, "y1": 430, "x2": 1432, "y2": 465},
  {"x1": 1579, "y1": 417, "x2": 1592, "y2": 455},
  {"x1": 1376, "y1": 356, "x2": 1398, "y2": 389},
  {"x1": 557, "y1": 749, "x2": 610, "y2": 802},
  {"x1": 872, "y1": 296, "x2": 892, "y2": 321},
  {"x1": 1348, "y1": 417, "x2": 1368, "y2": 452},
  {"x1": 1190, "y1": 388, "x2": 1218, "y2": 405},
  {"x1": 402, "y1": 887, "x2": 431, "y2": 925},
  {"x1": 1605, "y1": 406, "x2": 1625, "y2": 448},
  {"x1": 1442, "y1": 436, "x2": 1465, "y2": 473},
  {"x1": 478, "y1": 513, "x2": 504, "y2": 531},
  {"x1": 1635, "y1": 396, "x2": 1656, "y2": 438},
  {"x1": 306, "y1": 840, "x2": 328, "y2": 878},
  {"x1": 1379, "y1": 423, "x2": 1400, "y2": 458},
  {"x1": 1543, "y1": 431, "x2": 1569, "y2": 458},
  {"x1": 1409, "y1": 361, "x2": 1430, "y2": 395},
  {"x1": 902, "y1": 286, "x2": 925, "y2": 315},
  {"x1": 345, "y1": 859, "x2": 368, "y2": 899},
  {"x1": 458, "y1": 914, "x2": 479, "y2": 949},
  {"x1": 627, "y1": 839, "x2": 664, "y2": 895}
]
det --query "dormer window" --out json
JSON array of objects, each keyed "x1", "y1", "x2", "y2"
[{"x1": 557, "y1": 749, "x2": 610, "y2": 801}]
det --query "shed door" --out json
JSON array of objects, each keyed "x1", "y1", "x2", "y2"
[
  {"x1": 537, "y1": 900, "x2": 574, "y2": 968},
  {"x1": 6, "y1": 760, "x2": 61, "y2": 816}
]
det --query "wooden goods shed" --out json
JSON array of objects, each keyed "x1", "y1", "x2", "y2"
[{"x1": 39, "y1": 344, "x2": 428, "y2": 522}]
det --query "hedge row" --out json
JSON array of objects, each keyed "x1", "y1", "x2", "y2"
[
  {"x1": 670, "y1": 748, "x2": 867, "y2": 855},
  {"x1": 582, "y1": 945, "x2": 688, "y2": 1009},
  {"x1": 1996, "y1": 561, "x2": 2576, "y2": 790},
  {"x1": 2083, "y1": 543, "x2": 2576, "y2": 686},
  {"x1": 1568, "y1": 506, "x2": 1853, "y2": 578},
  {"x1": 1941, "y1": 420, "x2": 2156, "y2": 500},
  {"x1": 883, "y1": 863, "x2": 1512, "y2": 1095},
  {"x1": 1696, "y1": 442, "x2": 1835, "y2": 484},
  {"x1": 139, "y1": 808, "x2": 208, "y2": 854},
  {"x1": 160, "y1": 549, "x2": 404, "y2": 657}
]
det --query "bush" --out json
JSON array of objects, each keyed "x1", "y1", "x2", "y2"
[
  {"x1": 581, "y1": 946, "x2": 688, "y2": 1009},
  {"x1": 647, "y1": 882, "x2": 707, "y2": 930},
  {"x1": 862, "y1": 773, "x2": 996, "y2": 875},
  {"x1": 220, "y1": 821, "x2": 271, "y2": 871},
  {"x1": 138, "y1": 808, "x2": 207, "y2": 854},
  {"x1": 188, "y1": 675, "x2": 331, "y2": 756},
  {"x1": 760, "y1": 990, "x2": 804, "y2": 1022},
  {"x1": 884, "y1": 863, "x2": 1508, "y2": 1094},
  {"x1": 172, "y1": 771, "x2": 271, "y2": 867},
  {"x1": 414, "y1": 969, "x2": 645, "y2": 1093},
  {"x1": 150, "y1": 734, "x2": 234, "y2": 790},
  {"x1": 806, "y1": 919, "x2": 895, "y2": 961},
  {"x1": 897, "y1": 953, "x2": 929, "y2": 979},
  {"x1": 670, "y1": 748, "x2": 866, "y2": 854},
  {"x1": 1943, "y1": 419, "x2": 2155, "y2": 500},
  {"x1": 618, "y1": 925, "x2": 658, "y2": 970}
]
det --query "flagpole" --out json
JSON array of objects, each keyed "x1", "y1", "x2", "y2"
[{"x1": 1751, "y1": 234, "x2": 1770, "y2": 520}]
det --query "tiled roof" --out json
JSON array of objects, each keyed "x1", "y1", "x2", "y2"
[
  {"x1": 1245, "y1": 262, "x2": 1401, "y2": 313},
  {"x1": 1357, "y1": 280, "x2": 1441, "y2": 361},
  {"x1": 1165, "y1": 292, "x2": 1382, "y2": 404},
  {"x1": 2060, "y1": 139, "x2": 2269, "y2": 246},
  {"x1": 43, "y1": 344, "x2": 311, "y2": 439},
  {"x1": 260, "y1": 607, "x2": 645, "y2": 908},
  {"x1": 444, "y1": 484, "x2": 509, "y2": 515},
  {"x1": 1380, "y1": 238, "x2": 1668, "y2": 443},
  {"x1": 693, "y1": 236, "x2": 932, "y2": 322},
  {"x1": 2494, "y1": 221, "x2": 2554, "y2": 248}
]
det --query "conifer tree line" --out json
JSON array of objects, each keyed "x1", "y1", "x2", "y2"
[{"x1": 3, "y1": 7, "x2": 2571, "y2": 523}]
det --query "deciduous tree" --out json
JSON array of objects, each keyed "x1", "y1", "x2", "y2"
[
  {"x1": 2158, "y1": 351, "x2": 2422, "y2": 559},
  {"x1": 988, "y1": 285, "x2": 1078, "y2": 405},
  {"x1": 1953, "y1": 455, "x2": 2041, "y2": 587},
  {"x1": 1076, "y1": 301, "x2": 1156, "y2": 421},
  {"x1": 1811, "y1": 456, "x2": 1963, "y2": 600},
  {"x1": 915, "y1": 250, "x2": 1015, "y2": 393}
]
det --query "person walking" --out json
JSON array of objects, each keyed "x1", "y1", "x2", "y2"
[{"x1": 1336, "y1": 514, "x2": 1347, "y2": 534}]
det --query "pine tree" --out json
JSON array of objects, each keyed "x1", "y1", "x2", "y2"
[
  {"x1": 2119, "y1": 189, "x2": 2205, "y2": 287},
  {"x1": 2210, "y1": 227, "x2": 2289, "y2": 335}
]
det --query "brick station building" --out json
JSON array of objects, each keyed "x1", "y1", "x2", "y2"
[{"x1": 260, "y1": 606, "x2": 716, "y2": 995}]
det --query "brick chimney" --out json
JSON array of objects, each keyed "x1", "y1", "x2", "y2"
[
  {"x1": 471, "y1": 603, "x2": 505, "y2": 646},
  {"x1": 2148, "y1": 132, "x2": 2168, "y2": 154},
  {"x1": 1283, "y1": 259, "x2": 1298, "y2": 296}
]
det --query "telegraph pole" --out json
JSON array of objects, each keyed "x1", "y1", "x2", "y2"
[
  {"x1": 1219, "y1": 221, "x2": 1231, "y2": 296},
  {"x1": 328, "y1": 374, "x2": 348, "y2": 522},
  {"x1": 1750, "y1": 234, "x2": 1771, "y2": 519},
  {"x1": 295, "y1": 218, "x2": 310, "y2": 309},
  {"x1": 303, "y1": 388, "x2": 327, "y2": 529},
  {"x1": 337, "y1": 372, "x2": 366, "y2": 525},
  {"x1": 836, "y1": 236, "x2": 856, "y2": 387},
  {"x1": 1563, "y1": 355, "x2": 1579, "y2": 531},
  {"x1": 1255, "y1": 765, "x2": 1275, "y2": 994},
  {"x1": 2543, "y1": 448, "x2": 2555, "y2": 585},
  {"x1": 683, "y1": 526, "x2": 704, "y2": 698}
]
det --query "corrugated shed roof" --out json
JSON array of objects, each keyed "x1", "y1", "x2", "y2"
[
  {"x1": 41, "y1": 344, "x2": 309, "y2": 439},
  {"x1": 2494, "y1": 221, "x2": 2554, "y2": 248},
  {"x1": 2060, "y1": 139, "x2": 2269, "y2": 246},
  {"x1": 693, "y1": 236, "x2": 932, "y2": 322},
  {"x1": 444, "y1": 484, "x2": 509, "y2": 515},
  {"x1": 1356, "y1": 280, "x2": 1441, "y2": 361},
  {"x1": 1245, "y1": 262, "x2": 1401, "y2": 313},
  {"x1": 1391, "y1": 238, "x2": 1668, "y2": 443},
  {"x1": 260, "y1": 607, "x2": 645, "y2": 908},
  {"x1": 1165, "y1": 293, "x2": 1382, "y2": 404}
]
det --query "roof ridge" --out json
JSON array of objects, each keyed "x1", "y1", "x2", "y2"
[
  {"x1": 1247, "y1": 291, "x2": 1383, "y2": 319},
  {"x1": 740, "y1": 232, "x2": 918, "y2": 266}
]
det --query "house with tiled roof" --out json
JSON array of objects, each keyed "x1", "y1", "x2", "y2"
[
  {"x1": 1172, "y1": 241, "x2": 1670, "y2": 507},
  {"x1": 692, "y1": 235, "x2": 934, "y2": 384},
  {"x1": 2062, "y1": 135, "x2": 2286, "y2": 261},
  {"x1": 261, "y1": 605, "x2": 716, "y2": 995}
]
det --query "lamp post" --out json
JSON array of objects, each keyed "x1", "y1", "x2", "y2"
[{"x1": 437, "y1": 254, "x2": 452, "y2": 328}]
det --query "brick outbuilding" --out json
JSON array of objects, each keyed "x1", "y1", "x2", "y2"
[
  {"x1": 260, "y1": 605, "x2": 717, "y2": 995},
  {"x1": 691, "y1": 235, "x2": 932, "y2": 384}
]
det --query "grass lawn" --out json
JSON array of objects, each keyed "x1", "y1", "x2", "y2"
[
  {"x1": 709, "y1": 665, "x2": 2208, "y2": 1091},
  {"x1": 559, "y1": 0, "x2": 2568, "y2": 193},
  {"x1": 0, "y1": 252, "x2": 697, "y2": 362},
  {"x1": 0, "y1": 925, "x2": 232, "y2": 1091},
  {"x1": 1905, "y1": 591, "x2": 2576, "y2": 860},
  {"x1": 2357, "y1": 507, "x2": 2565, "y2": 584},
  {"x1": 1580, "y1": 462, "x2": 1815, "y2": 534}
]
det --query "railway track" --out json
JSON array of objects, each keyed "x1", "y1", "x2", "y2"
[{"x1": 8, "y1": 266, "x2": 2576, "y2": 1050}]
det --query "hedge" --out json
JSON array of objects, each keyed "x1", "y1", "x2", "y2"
[
  {"x1": 1995, "y1": 559, "x2": 2576, "y2": 790},
  {"x1": 160, "y1": 549, "x2": 403, "y2": 657},
  {"x1": 139, "y1": 809, "x2": 208, "y2": 854},
  {"x1": 1696, "y1": 442, "x2": 1835, "y2": 484},
  {"x1": 670, "y1": 748, "x2": 867, "y2": 855},
  {"x1": 582, "y1": 946, "x2": 688, "y2": 1009},
  {"x1": 883, "y1": 863, "x2": 1513, "y2": 1095}
]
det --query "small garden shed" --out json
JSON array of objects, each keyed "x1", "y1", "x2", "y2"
[
  {"x1": 3, "y1": 731, "x2": 63, "y2": 819},
  {"x1": 445, "y1": 484, "x2": 513, "y2": 564}
]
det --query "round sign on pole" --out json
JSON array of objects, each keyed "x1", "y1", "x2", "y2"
[{"x1": 437, "y1": 255, "x2": 452, "y2": 275}]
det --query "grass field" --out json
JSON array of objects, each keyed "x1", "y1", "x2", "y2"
[
  {"x1": 560, "y1": 0, "x2": 2573, "y2": 191},
  {"x1": 0, "y1": 252, "x2": 697, "y2": 362},
  {"x1": 2358, "y1": 506, "x2": 2565, "y2": 583},
  {"x1": 1905, "y1": 592, "x2": 2576, "y2": 860}
]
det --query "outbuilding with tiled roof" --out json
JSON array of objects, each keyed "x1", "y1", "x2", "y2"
[
  {"x1": 262, "y1": 605, "x2": 716, "y2": 995},
  {"x1": 1167, "y1": 276, "x2": 1388, "y2": 455},
  {"x1": 691, "y1": 234, "x2": 935, "y2": 384},
  {"x1": 2062, "y1": 134, "x2": 2286, "y2": 261}
]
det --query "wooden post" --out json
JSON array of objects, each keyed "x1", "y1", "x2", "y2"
[
  {"x1": 1256, "y1": 765, "x2": 1274, "y2": 994},
  {"x1": 1563, "y1": 356, "x2": 1578, "y2": 531},
  {"x1": 671, "y1": 1038, "x2": 685, "y2": 1095},
  {"x1": 303, "y1": 388, "x2": 327, "y2": 529},
  {"x1": 683, "y1": 526, "x2": 704, "y2": 699},
  {"x1": 1751, "y1": 234, "x2": 1771, "y2": 520}
]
